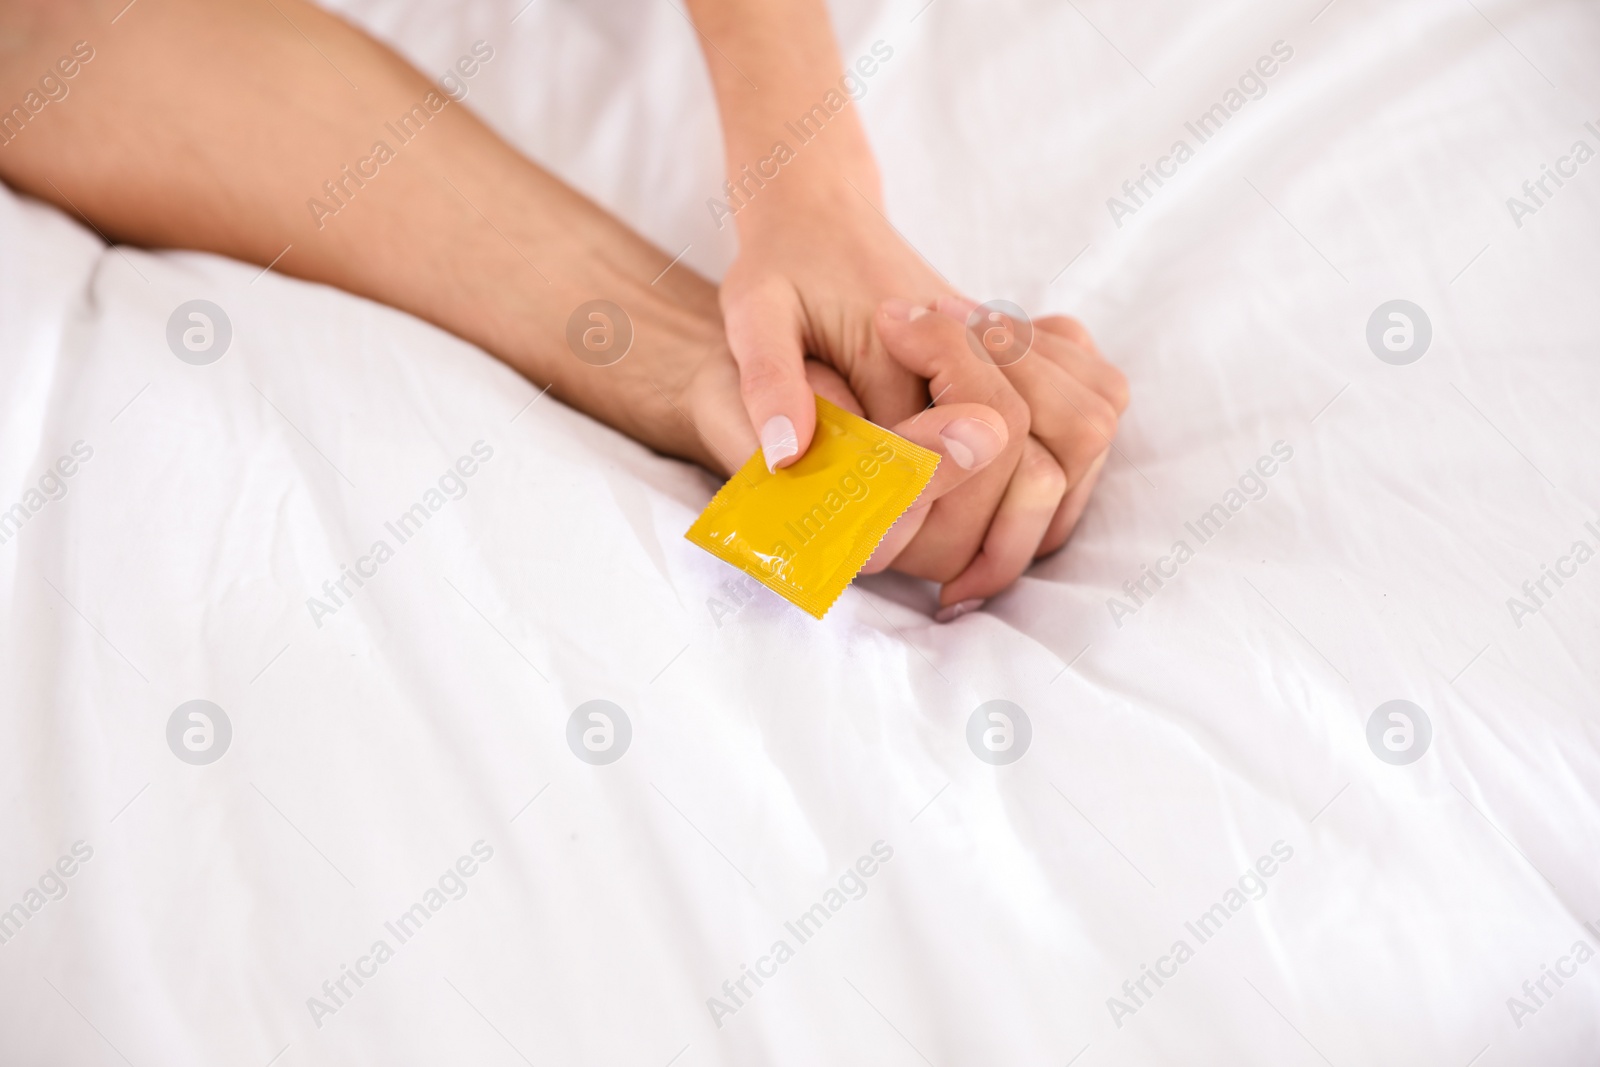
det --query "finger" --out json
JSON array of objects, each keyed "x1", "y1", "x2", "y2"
[
  {"x1": 676, "y1": 341, "x2": 757, "y2": 478},
  {"x1": 721, "y1": 280, "x2": 817, "y2": 470},
  {"x1": 877, "y1": 299, "x2": 1030, "y2": 436},
  {"x1": 860, "y1": 501, "x2": 931, "y2": 575},
  {"x1": 1037, "y1": 448, "x2": 1107, "y2": 557},
  {"x1": 836, "y1": 311, "x2": 930, "y2": 432},
  {"x1": 929, "y1": 297, "x2": 1118, "y2": 489},
  {"x1": 934, "y1": 298, "x2": 1129, "y2": 414},
  {"x1": 934, "y1": 438, "x2": 1067, "y2": 618},
  {"x1": 808, "y1": 361, "x2": 917, "y2": 568},
  {"x1": 1034, "y1": 314, "x2": 1129, "y2": 413},
  {"x1": 875, "y1": 297, "x2": 1031, "y2": 580},
  {"x1": 1012, "y1": 355, "x2": 1120, "y2": 487},
  {"x1": 1034, "y1": 313, "x2": 1096, "y2": 348},
  {"x1": 675, "y1": 359, "x2": 871, "y2": 480},
  {"x1": 891, "y1": 402, "x2": 1009, "y2": 499},
  {"x1": 803, "y1": 358, "x2": 863, "y2": 416},
  {"x1": 860, "y1": 401, "x2": 1009, "y2": 574}
]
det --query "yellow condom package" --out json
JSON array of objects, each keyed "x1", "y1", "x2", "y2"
[{"x1": 686, "y1": 396, "x2": 940, "y2": 619}]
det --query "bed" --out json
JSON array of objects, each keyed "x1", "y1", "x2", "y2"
[{"x1": 2, "y1": 0, "x2": 1598, "y2": 1062}]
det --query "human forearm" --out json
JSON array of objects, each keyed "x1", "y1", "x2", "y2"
[
  {"x1": 683, "y1": 0, "x2": 882, "y2": 230},
  {"x1": 0, "y1": 0, "x2": 725, "y2": 466},
  {"x1": 681, "y1": 0, "x2": 1127, "y2": 610}
]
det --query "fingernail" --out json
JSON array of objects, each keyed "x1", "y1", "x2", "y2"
[
  {"x1": 881, "y1": 298, "x2": 929, "y2": 322},
  {"x1": 935, "y1": 294, "x2": 980, "y2": 322},
  {"x1": 934, "y1": 598, "x2": 984, "y2": 623},
  {"x1": 938, "y1": 417, "x2": 1003, "y2": 470},
  {"x1": 760, "y1": 415, "x2": 799, "y2": 471}
]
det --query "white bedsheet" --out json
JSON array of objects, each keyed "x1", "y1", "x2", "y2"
[{"x1": 3, "y1": 0, "x2": 1599, "y2": 1063}]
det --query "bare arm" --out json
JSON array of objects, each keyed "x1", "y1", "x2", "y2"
[
  {"x1": 682, "y1": 0, "x2": 881, "y2": 211},
  {"x1": 0, "y1": 0, "x2": 1019, "y2": 613},
  {"x1": 681, "y1": 0, "x2": 1129, "y2": 614},
  {"x1": 0, "y1": 0, "x2": 738, "y2": 468},
  {"x1": 680, "y1": 0, "x2": 893, "y2": 465}
]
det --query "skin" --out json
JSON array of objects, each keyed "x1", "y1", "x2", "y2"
[
  {"x1": 0, "y1": 0, "x2": 1126, "y2": 617},
  {"x1": 682, "y1": 0, "x2": 1129, "y2": 613}
]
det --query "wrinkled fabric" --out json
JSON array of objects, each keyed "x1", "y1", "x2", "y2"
[{"x1": 1, "y1": 0, "x2": 1597, "y2": 1063}]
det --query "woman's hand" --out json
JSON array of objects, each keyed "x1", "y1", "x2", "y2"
[
  {"x1": 684, "y1": 0, "x2": 1129, "y2": 616},
  {"x1": 1, "y1": 0, "x2": 1123, "y2": 620},
  {"x1": 719, "y1": 174, "x2": 1129, "y2": 617},
  {"x1": 647, "y1": 292, "x2": 1014, "y2": 551}
]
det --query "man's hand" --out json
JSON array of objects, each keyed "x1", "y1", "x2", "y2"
[{"x1": 718, "y1": 171, "x2": 1128, "y2": 616}]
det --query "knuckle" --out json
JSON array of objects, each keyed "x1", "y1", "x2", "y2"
[
  {"x1": 992, "y1": 387, "x2": 1031, "y2": 438},
  {"x1": 1039, "y1": 314, "x2": 1092, "y2": 347},
  {"x1": 738, "y1": 356, "x2": 793, "y2": 395},
  {"x1": 1077, "y1": 394, "x2": 1119, "y2": 446},
  {"x1": 1036, "y1": 526, "x2": 1071, "y2": 559},
  {"x1": 730, "y1": 273, "x2": 792, "y2": 310},
  {"x1": 1103, "y1": 364, "x2": 1131, "y2": 413},
  {"x1": 925, "y1": 317, "x2": 976, "y2": 361},
  {"x1": 1020, "y1": 443, "x2": 1069, "y2": 500}
]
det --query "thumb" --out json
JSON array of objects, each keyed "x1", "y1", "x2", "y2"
[{"x1": 721, "y1": 280, "x2": 817, "y2": 471}]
